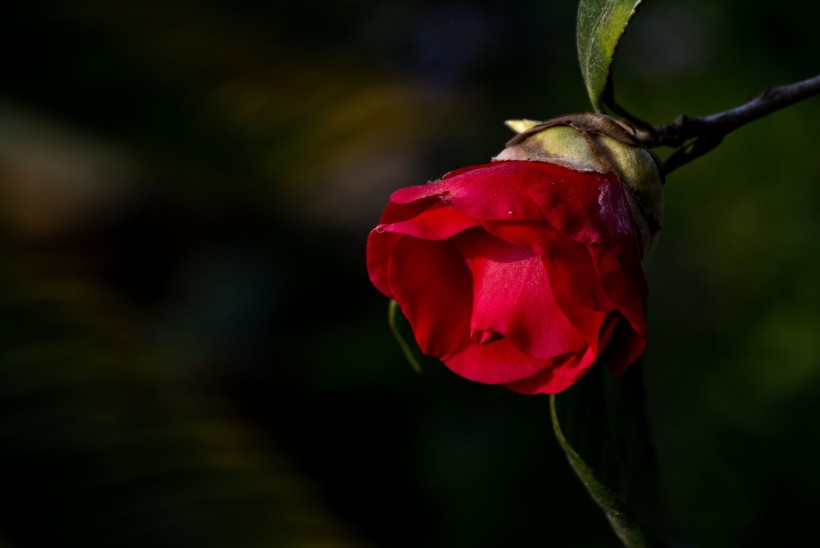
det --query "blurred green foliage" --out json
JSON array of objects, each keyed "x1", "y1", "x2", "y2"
[{"x1": 0, "y1": 0, "x2": 819, "y2": 547}]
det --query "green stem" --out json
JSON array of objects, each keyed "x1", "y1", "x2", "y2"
[
  {"x1": 387, "y1": 299, "x2": 422, "y2": 373},
  {"x1": 549, "y1": 394, "x2": 655, "y2": 547}
]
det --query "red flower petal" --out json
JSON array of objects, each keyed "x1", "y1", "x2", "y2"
[
  {"x1": 589, "y1": 245, "x2": 647, "y2": 337},
  {"x1": 367, "y1": 159, "x2": 651, "y2": 395},
  {"x1": 485, "y1": 221, "x2": 610, "y2": 310},
  {"x1": 502, "y1": 367, "x2": 576, "y2": 395},
  {"x1": 445, "y1": 337, "x2": 556, "y2": 385},
  {"x1": 378, "y1": 194, "x2": 443, "y2": 225},
  {"x1": 384, "y1": 236, "x2": 474, "y2": 361},
  {"x1": 479, "y1": 219, "x2": 559, "y2": 256},
  {"x1": 502, "y1": 314, "x2": 619, "y2": 395},
  {"x1": 602, "y1": 318, "x2": 648, "y2": 377},
  {"x1": 366, "y1": 230, "x2": 400, "y2": 300},
  {"x1": 455, "y1": 230, "x2": 586, "y2": 360},
  {"x1": 390, "y1": 161, "x2": 634, "y2": 248},
  {"x1": 378, "y1": 199, "x2": 479, "y2": 240},
  {"x1": 502, "y1": 349, "x2": 594, "y2": 395}
]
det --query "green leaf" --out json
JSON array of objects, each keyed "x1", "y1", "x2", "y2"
[
  {"x1": 577, "y1": 0, "x2": 645, "y2": 112},
  {"x1": 550, "y1": 393, "x2": 652, "y2": 547},
  {"x1": 549, "y1": 362, "x2": 663, "y2": 547}
]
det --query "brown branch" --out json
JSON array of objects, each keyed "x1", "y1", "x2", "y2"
[{"x1": 630, "y1": 73, "x2": 820, "y2": 172}]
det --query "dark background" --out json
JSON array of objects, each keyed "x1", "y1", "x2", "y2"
[{"x1": 0, "y1": 1, "x2": 819, "y2": 546}]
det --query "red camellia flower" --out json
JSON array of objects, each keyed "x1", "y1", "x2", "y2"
[{"x1": 366, "y1": 116, "x2": 663, "y2": 394}]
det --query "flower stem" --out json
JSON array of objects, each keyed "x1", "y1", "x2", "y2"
[{"x1": 388, "y1": 299, "x2": 422, "y2": 373}]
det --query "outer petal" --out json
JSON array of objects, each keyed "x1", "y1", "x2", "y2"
[
  {"x1": 366, "y1": 230, "x2": 400, "y2": 300},
  {"x1": 385, "y1": 235, "x2": 474, "y2": 361},
  {"x1": 378, "y1": 194, "x2": 442, "y2": 225},
  {"x1": 547, "y1": 234, "x2": 611, "y2": 308},
  {"x1": 455, "y1": 230, "x2": 586, "y2": 360},
  {"x1": 378, "y1": 200, "x2": 479, "y2": 240},
  {"x1": 602, "y1": 318, "x2": 648, "y2": 377},
  {"x1": 503, "y1": 312, "x2": 619, "y2": 395},
  {"x1": 589, "y1": 245, "x2": 648, "y2": 337},
  {"x1": 502, "y1": 353, "x2": 585, "y2": 395},
  {"x1": 445, "y1": 337, "x2": 556, "y2": 385},
  {"x1": 391, "y1": 161, "x2": 635, "y2": 248}
]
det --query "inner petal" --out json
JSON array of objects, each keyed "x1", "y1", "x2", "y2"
[
  {"x1": 456, "y1": 231, "x2": 586, "y2": 359},
  {"x1": 471, "y1": 328, "x2": 505, "y2": 345}
]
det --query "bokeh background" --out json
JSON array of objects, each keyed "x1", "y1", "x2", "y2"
[{"x1": 1, "y1": 0, "x2": 819, "y2": 546}]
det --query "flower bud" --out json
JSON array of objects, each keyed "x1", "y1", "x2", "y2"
[{"x1": 495, "y1": 113, "x2": 664, "y2": 255}]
